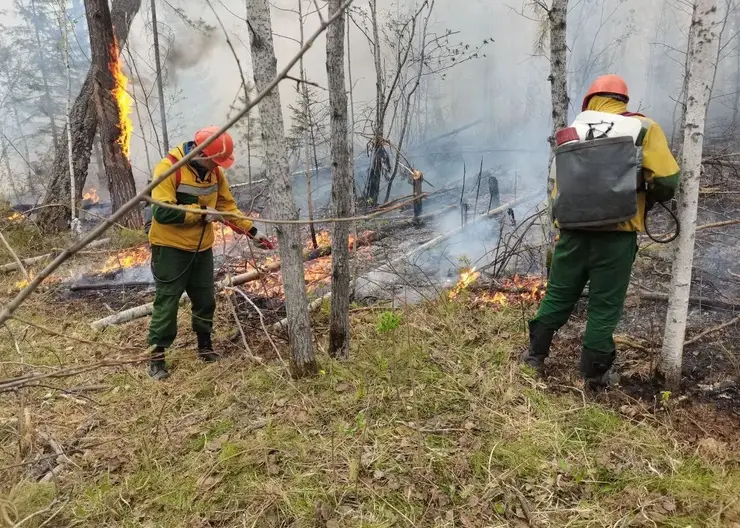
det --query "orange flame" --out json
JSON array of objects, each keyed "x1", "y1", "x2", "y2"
[
  {"x1": 7, "y1": 212, "x2": 23, "y2": 222},
  {"x1": 449, "y1": 267, "x2": 481, "y2": 299},
  {"x1": 99, "y1": 245, "x2": 150, "y2": 273},
  {"x1": 83, "y1": 187, "x2": 100, "y2": 204},
  {"x1": 109, "y1": 37, "x2": 133, "y2": 159}
]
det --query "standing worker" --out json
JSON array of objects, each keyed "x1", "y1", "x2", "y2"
[
  {"x1": 522, "y1": 75, "x2": 680, "y2": 388},
  {"x1": 147, "y1": 126, "x2": 273, "y2": 380}
]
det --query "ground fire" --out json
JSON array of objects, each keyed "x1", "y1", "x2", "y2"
[{"x1": 82, "y1": 187, "x2": 100, "y2": 204}]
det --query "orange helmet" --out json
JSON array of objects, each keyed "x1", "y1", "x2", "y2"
[
  {"x1": 194, "y1": 126, "x2": 235, "y2": 168},
  {"x1": 582, "y1": 74, "x2": 629, "y2": 111}
]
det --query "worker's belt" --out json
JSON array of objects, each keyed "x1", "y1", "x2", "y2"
[{"x1": 176, "y1": 183, "x2": 218, "y2": 196}]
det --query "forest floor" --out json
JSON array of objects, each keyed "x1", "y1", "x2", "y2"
[
  {"x1": 1, "y1": 178, "x2": 740, "y2": 527},
  {"x1": 1, "y1": 271, "x2": 739, "y2": 527}
]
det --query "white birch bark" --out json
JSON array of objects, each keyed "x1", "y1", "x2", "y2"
[
  {"x1": 327, "y1": 0, "x2": 352, "y2": 359},
  {"x1": 661, "y1": 0, "x2": 718, "y2": 388},
  {"x1": 58, "y1": 3, "x2": 81, "y2": 235},
  {"x1": 246, "y1": 0, "x2": 317, "y2": 377},
  {"x1": 545, "y1": 0, "x2": 568, "y2": 271}
]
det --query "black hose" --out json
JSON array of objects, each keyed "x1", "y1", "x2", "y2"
[
  {"x1": 644, "y1": 199, "x2": 680, "y2": 244},
  {"x1": 150, "y1": 221, "x2": 208, "y2": 284}
]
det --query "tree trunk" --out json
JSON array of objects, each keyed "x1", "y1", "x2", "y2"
[
  {"x1": 661, "y1": 0, "x2": 718, "y2": 389},
  {"x1": 365, "y1": 0, "x2": 385, "y2": 206},
  {"x1": 150, "y1": 0, "x2": 169, "y2": 153},
  {"x1": 246, "y1": 0, "x2": 317, "y2": 378},
  {"x1": 37, "y1": 0, "x2": 141, "y2": 232},
  {"x1": 58, "y1": 3, "x2": 80, "y2": 234},
  {"x1": 327, "y1": 0, "x2": 351, "y2": 359},
  {"x1": 297, "y1": 0, "x2": 318, "y2": 249},
  {"x1": 93, "y1": 135, "x2": 106, "y2": 189},
  {"x1": 545, "y1": 0, "x2": 569, "y2": 275},
  {"x1": 30, "y1": 0, "x2": 60, "y2": 151},
  {"x1": 383, "y1": 0, "x2": 435, "y2": 204},
  {"x1": 85, "y1": 0, "x2": 142, "y2": 228}
]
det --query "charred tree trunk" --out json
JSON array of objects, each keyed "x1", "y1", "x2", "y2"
[
  {"x1": 85, "y1": 0, "x2": 142, "y2": 228},
  {"x1": 327, "y1": 0, "x2": 351, "y2": 359},
  {"x1": 37, "y1": 0, "x2": 141, "y2": 232},
  {"x1": 247, "y1": 0, "x2": 317, "y2": 378},
  {"x1": 661, "y1": 0, "x2": 718, "y2": 389},
  {"x1": 365, "y1": 0, "x2": 385, "y2": 207}
]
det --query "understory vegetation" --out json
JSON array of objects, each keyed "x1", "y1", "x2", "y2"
[{"x1": 1, "y1": 286, "x2": 738, "y2": 527}]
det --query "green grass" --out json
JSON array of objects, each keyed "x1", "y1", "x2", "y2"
[{"x1": 1, "y1": 295, "x2": 739, "y2": 527}]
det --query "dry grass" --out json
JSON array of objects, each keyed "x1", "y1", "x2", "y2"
[{"x1": 1, "y1": 282, "x2": 739, "y2": 526}]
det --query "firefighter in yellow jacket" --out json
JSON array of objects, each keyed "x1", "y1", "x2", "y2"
[
  {"x1": 147, "y1": 126, "x2": 272, "y2": 380},
  {"x1": 522, "y1": 75, "x2": 680, "y2": 388}
]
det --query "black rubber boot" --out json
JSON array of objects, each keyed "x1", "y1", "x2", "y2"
[
  {"x1": 196, "y1": 333, "x2": 219, "y2": 362},
  {"x1": 520, "y1": 321, "x2": 555, "y2": 376},
  {"x1": 580, "y1": 348, "x2": 619, "y2": 389},
  {"x1": 148, "y1": 347, "x2": 170, "y2": 380}
]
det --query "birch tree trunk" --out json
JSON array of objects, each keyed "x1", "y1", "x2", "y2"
[
  {"x1": 37, "y1": 0, "x2": 141, "y2": 232},
  {"x1": 246, "y1": 0, "x2": 317, "y2": 377},
  {"x1": 327, "y1": 0, "x2": 352, "y2": 359},
  {"x1": 57, "y1": 2, "x2": 80, "y2": 235},
  {"x1": 85, "y1": 0, "x2": 143, "y2": 228},
  {"x1": 661, "y1": 0, "x2": 718, "y2": 389},
  {"x1": 150, "y1": 0, "x2": 169, "y2": 153},
  {"x1": 545, "y1": 0, "x2": 568, "y2": 273}
]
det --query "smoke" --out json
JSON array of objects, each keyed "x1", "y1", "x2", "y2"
[{"x1": 165, "y1": 30, "x2": 219, "y2": 73}]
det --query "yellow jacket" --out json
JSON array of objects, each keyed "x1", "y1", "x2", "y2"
[
  {"x1": 148, "y1": 143, "x2": 255, "y2": 251},
  {"x1": 553, "y1": 96, "x2": 680, "y2": 232}
]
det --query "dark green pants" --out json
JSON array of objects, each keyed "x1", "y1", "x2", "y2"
[
  {"x1": 148, "y1": 245, "x2": 215, "y2": 348},
  {"x1": 532, "y1": 230, "x2": 637, "y2": 354}
]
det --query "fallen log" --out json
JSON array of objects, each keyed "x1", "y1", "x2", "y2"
[
  {"x1": 70, "y1": 280, "x2": 155, "y2": 291},
  {"x1": 90, "y1": 261, "x2": 282, "y2": 329},
  {"x1": 0, "y1": 238, "x2": 111, "y2": 273}
]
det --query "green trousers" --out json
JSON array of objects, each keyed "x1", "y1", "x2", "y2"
[
  {"x1": 148, "y1": 245, "x2": 215, "y2": 348},
  {"x1": 532, "y1": 230, "x2": 637, "y2": 354}
]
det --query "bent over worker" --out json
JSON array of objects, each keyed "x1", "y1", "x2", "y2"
[
  {"x1": 147, "y1": 126, "x2": 272, "y2": 380},
  {"x1": 522, "y1": 75, "x2": 680, "y2": 388}
]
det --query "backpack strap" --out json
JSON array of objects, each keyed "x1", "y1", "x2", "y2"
[
  {"x1": 166, "y1": 153, "x2": 182, "y2": 187},
  {"x1": 621, "y1": 112, "x2": 650, "y2": 146}
]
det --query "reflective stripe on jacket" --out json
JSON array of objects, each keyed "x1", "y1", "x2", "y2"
[{"x1": 148, "y1": 143, "x2": 254, "y2": 251}]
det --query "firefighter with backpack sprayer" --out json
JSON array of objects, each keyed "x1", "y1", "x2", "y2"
[
  {"x1": 146, "y1": 126, "x2": 274, "y2": 380},
  {"x1": 522, "y1": 75, "x2": 680, "y2": 389}
]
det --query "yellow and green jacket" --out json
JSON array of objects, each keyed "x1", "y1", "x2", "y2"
[
  {"x1": 552, "y1": 96, "x2": 680, "y2": 232},
  {"x1": 148, "y1": 142, "x2": 255, "y2": 251}
]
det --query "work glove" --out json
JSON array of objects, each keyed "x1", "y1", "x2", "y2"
[
  {"x1": 251, "y1": 230, "x2": 275, "y2": 250},
  {"x1": 204, "y1": 212, "x2": 225, "y2": 224}
]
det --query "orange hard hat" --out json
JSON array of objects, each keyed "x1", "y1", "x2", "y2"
[
  {"x1": 194, "y1": 126, "x2": 235, "y2": 168},
  {"x1": 582, "y1": 74, "x2": 629, "y2": 111}
]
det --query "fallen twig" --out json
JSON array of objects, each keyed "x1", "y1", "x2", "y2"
[
  {"x1": 684, "y1": 314, "x2": 740, "y2": 346},
  {"x1": 0, "y1": 238, "x2": 111, "y2": 273},
  {"x1": 0, "y1": 232, "x2": 29, "y2": 280}
]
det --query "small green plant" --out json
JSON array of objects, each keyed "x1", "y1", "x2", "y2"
[
  {"x1": 457, "y1": 254, "x2": 472, "y2": 267},
  {"x1": 660, "y1": 391, "x2": 672, "y2": 404},
  {"x1": 376, "y1": 311, "x2": 401, "y2": 333}
]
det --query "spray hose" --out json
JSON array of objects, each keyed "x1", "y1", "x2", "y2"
[
  {"x1": 150, "y1": 221, "x2": 208, "y2": 284},
  {"x1": 644, "y1": 198, "x2": 680, "y2": 244}
]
